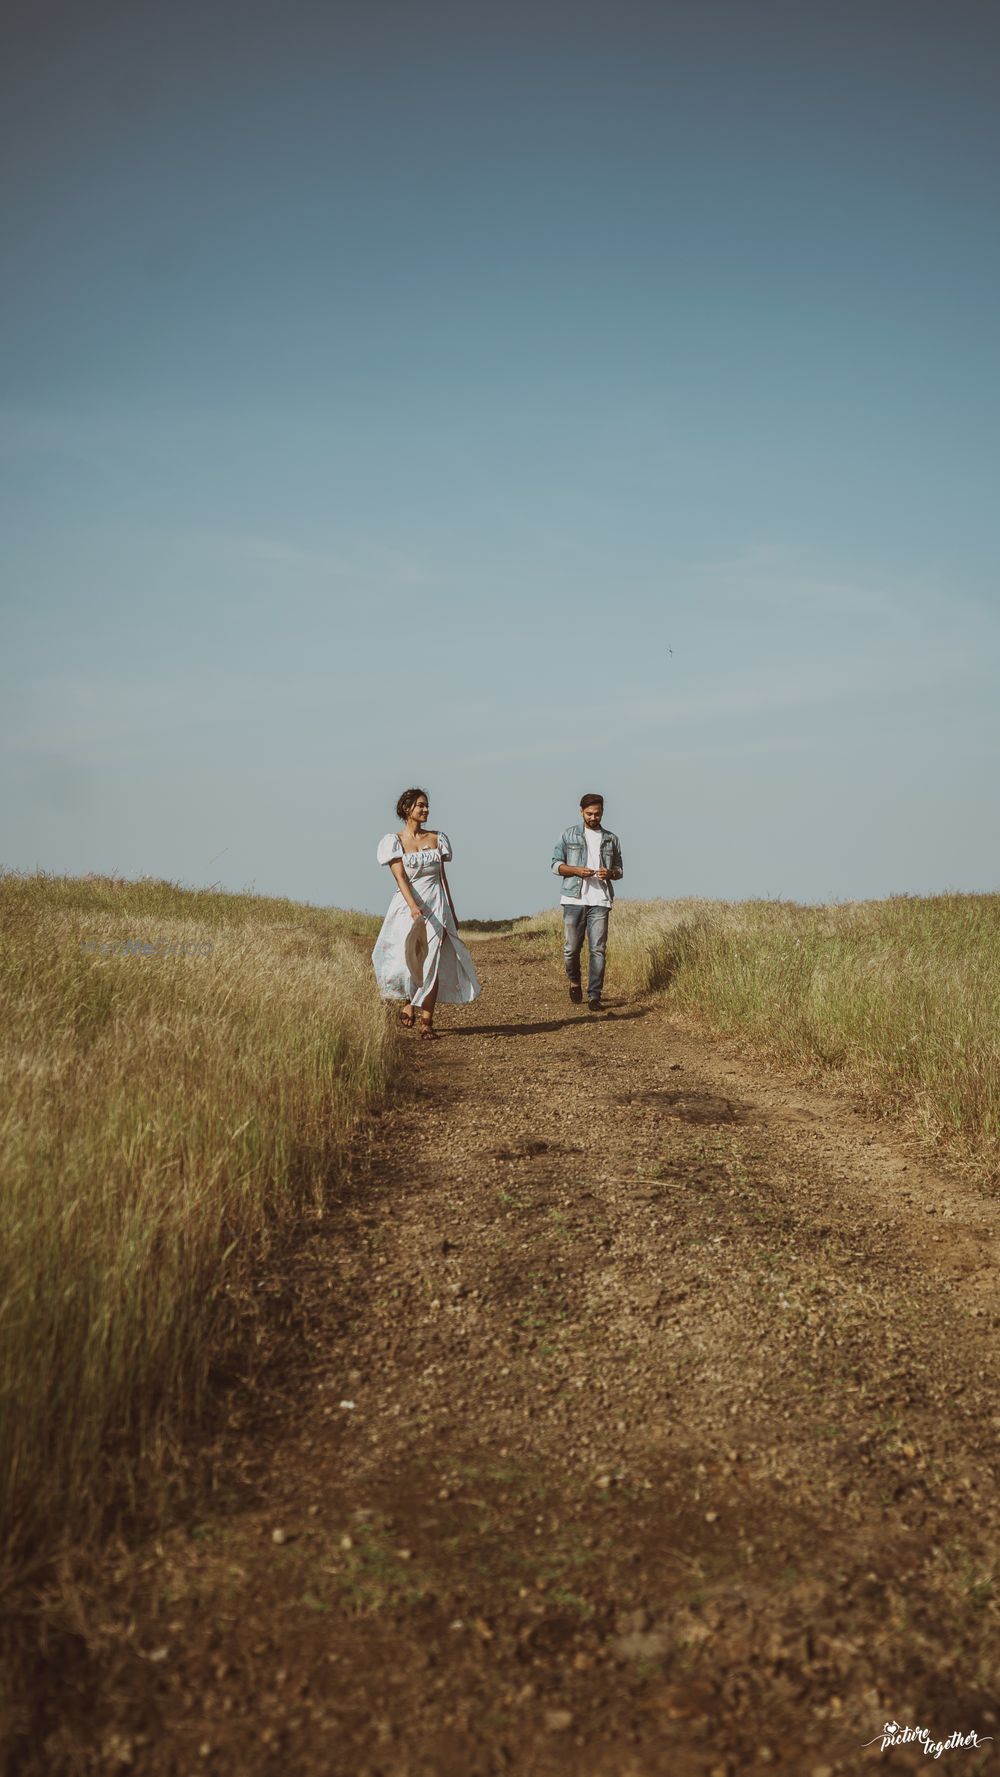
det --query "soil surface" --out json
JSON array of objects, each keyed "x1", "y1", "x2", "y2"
[{"x1": 12, "y1": 935, "x2": 1000, "y2": 1776}]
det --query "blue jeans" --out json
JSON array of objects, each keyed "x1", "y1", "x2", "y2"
[{"x1": 563, "y1": 905, "x2": 610, "y2": 1001}]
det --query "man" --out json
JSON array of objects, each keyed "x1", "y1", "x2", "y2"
[{"x1": 551, "y1": 794, "x2": 624, "y2": 1012}]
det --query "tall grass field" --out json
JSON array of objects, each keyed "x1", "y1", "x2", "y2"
[
  {"x1": 0, "y1": 872, "x2": 390, "y2": 1567},
  {"x1": 5, "y1": 880, "x2": 998, "y2": 1567},
  {"x1": 523, "y1": 894, "x2": 1000, "y2": 1172}
]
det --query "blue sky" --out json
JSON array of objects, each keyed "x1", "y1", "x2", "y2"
[{"x1": 3, "y1": 0, "x2": 998, "y2": 917}]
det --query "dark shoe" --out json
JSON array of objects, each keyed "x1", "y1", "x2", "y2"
[
  {"x1": 568, "y1": 983, "x2": 583, "y2": 1004},
  {"x1": 588, "y1": 998, "x2": 603, "y2": 1013}
]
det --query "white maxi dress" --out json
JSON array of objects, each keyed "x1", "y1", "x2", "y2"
[{"x1": 371, "y1": 832, "x2": 481, "y2": 1008}]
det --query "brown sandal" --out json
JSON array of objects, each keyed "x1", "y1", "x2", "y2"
[
  {"x1": 400, "y1": 1006, "x2": 416, "y2": 1029},
  {"x1": 419, "y1": 1013, "x2": 439, "y2": 1041}
]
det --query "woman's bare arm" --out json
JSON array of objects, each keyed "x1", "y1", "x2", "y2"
[{"x1": 389, "y1": 857, "x2": 424, "y2": 920}]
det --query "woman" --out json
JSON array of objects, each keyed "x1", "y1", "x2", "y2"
[{"x1": 371, "y1": 788, "x2": 481, "y2": 1039}]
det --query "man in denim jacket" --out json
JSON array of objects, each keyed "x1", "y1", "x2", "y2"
[{"x1": 551, "y1": 793, "x2": 624, "y2": 1012}]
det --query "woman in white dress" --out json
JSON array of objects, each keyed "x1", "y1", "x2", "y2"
[{"x1": 371, "y1": 788, "x2": 481, "y2": 1040}]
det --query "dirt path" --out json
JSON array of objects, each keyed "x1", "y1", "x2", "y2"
[{"x1": 25, "y1": 937, "x2": 1000, "y2": 1776}]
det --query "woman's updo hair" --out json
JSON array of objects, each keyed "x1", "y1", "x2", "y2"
[{"x1": 396, "y1": 787, "x2": 429, "y2": 821}]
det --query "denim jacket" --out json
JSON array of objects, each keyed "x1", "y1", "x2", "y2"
[{"x1": 551, "y1": 825, "x2": 624, "y2": 904}]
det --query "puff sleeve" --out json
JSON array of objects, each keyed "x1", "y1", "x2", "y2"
[
  {"x1": 438, "y1": 832, "x2": 453, "y2": 862},
  {"x1": 376, "y1": 832, "x2": 403, "y2": 865}
]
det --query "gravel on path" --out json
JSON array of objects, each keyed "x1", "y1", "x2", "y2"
[{"x1": 18, "y1": 936, "x2": 1000, "y2": 1776}]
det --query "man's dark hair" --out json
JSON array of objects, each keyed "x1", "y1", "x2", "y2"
[
  {"x1": 580, "y1": 792, "x2": 604, "y2": 809},
  {"x1": 396, "y1": 787, "x2": 428, "y2": 820}
]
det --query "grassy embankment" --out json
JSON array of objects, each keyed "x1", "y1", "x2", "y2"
[
  {"x1": 0, "y1": 872, "x2": 390, "y2": 1568},
  {"x1": 522, "y1": 894, "x2": 1000, "y2": 1173}
]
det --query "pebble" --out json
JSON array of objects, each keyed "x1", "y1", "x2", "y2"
[
  {"x1": 612, "y1": 1629, "x2": 669, "y2": 1663},
  {"x1": 544, "y1": 1710, "x2": 573, "y2": 1732}
]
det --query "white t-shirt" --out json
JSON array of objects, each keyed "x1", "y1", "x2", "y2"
[{"x1": 561, "y1": 826, "x2": 611, "y2": 908}]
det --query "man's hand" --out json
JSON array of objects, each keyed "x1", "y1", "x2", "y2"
[
  {"x1": 595, "y1": 868, "x2": 610, "y2": 881},
  {"x1": 578, "y1": 866, "x2": 595, "y2": 878}
]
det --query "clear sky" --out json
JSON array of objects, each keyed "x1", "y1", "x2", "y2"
[{"x1": 3, "y1": 0, "x2": 998, "y2": 918}]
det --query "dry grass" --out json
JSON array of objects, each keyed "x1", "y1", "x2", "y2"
[
  {"x1": 521, "y1": 894, "x2": 1000, "y2": 1171},
  {"x1": 0, "y1": 871, "x2": 391, "y2": 1566}
]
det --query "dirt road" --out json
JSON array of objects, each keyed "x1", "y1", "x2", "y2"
[{"x1": 24, "y1": 936, "x2": 1000, "y2": 1775}]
